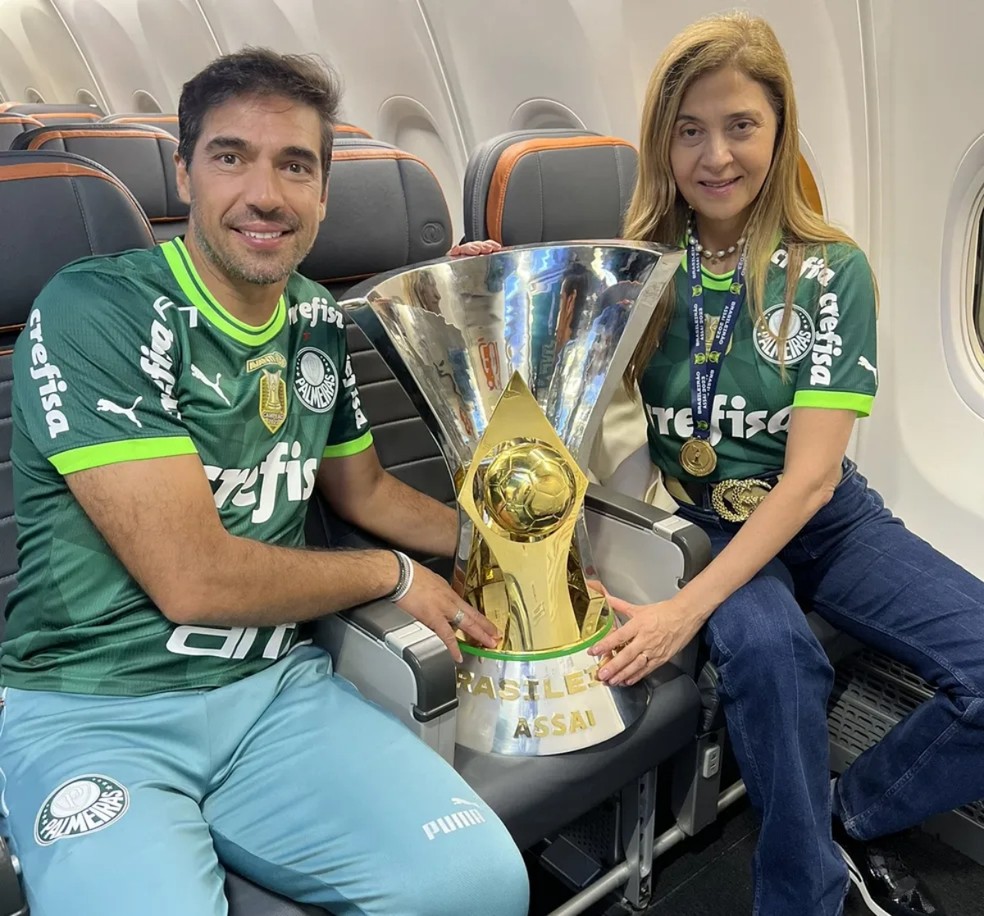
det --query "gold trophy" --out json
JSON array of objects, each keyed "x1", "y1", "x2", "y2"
[{"x1": 344, "y1": 242, "x2": 681, "y2": 755}]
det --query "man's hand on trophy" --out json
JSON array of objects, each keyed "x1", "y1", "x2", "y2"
[
  {"x1": 447, "y1": 239, "x2": 503, "y2": 257},
  {"x1": 587, "y1": 594, "x2": 705, "y2": 687},
  {"x1": 396, "y1": 562, "x2": 500, "y2": 663}
]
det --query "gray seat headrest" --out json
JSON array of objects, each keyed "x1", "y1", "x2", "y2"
[
  {"x1": 101, "y1": 113, "x2": 180, "y2": 139},
  {"x1": 0, "y1": 102, "x2": 103, "y2": 124},
  {"x1": 298, "y1": 138, "x2": 451, "y2": 289},
  {"x1": 462, "y1": 129, "x2": 638, "y2": 245},
  {"x1": 12, "y1": 123, "x2": 187, "y2": 227},
  {"x1": 0, "y1": 150, "x2": 154, "y2": 338},
  {"x1": 0, "y1": 114, "x2": 43, "y2": 150}
]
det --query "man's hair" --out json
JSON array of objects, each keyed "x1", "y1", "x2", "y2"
[{"x1": 178, "y1": 47, "x2": 342, "y2": 187}]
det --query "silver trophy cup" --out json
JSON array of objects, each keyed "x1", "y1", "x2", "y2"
[{"x1": 342, "y1": 241, "x2": 681, "y2": 755}]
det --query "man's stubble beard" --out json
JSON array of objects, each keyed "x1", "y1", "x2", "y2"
[{"x1": 191, "y1": 203, "x2": 310, "y2": 287}]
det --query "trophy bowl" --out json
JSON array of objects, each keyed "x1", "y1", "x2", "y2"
[{"x1": 342, "y1": 241, "x2": 682, "y2": 755}]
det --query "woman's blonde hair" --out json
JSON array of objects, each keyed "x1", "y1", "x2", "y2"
[{"x1": 623, "y1": 10, "x2": 865, "y2": 389}]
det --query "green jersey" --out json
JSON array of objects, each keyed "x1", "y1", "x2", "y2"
[
  {"x1": 2, "y1": 238, "x2": 372, "y2": 696},
  {"x1": 639, "y1": 242, "x2": 878, "y2": 482}
]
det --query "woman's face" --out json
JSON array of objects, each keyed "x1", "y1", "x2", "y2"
[{"x1": 669, "y1": 66, "x2": 779, "y2": 232}]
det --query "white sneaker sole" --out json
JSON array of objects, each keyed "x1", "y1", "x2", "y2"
[{"x1": 834, "y1": 841, "x2": 895, "y2": 916}]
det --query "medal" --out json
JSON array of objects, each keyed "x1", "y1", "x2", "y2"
[
  {"x1": 680, "y1": 227, "x2": 747, "y2": 478},
  {"x1": 679, "y1": 437, "x2": 717, "y2": 477}
]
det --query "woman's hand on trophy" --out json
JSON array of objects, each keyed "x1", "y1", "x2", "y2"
[
  {"x1": 587, "y1": 594, "x2": 704, "y2": 687},
  {"x1": 447, "y1": 239, "x2": 502, "y2": 257},
  {"x1": 396, "y1": 562, "x2": 500, "y2": 663}
]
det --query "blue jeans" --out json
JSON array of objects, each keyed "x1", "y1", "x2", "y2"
[{"x1": 675, "y1": 462, "x2": 984, "y2": 915}]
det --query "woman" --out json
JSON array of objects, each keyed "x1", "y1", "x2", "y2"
[
  {"x1": 455, "y1": 11, "x2": 983, "y2": 916},
  {"x1": 583, "y1": 12, "x2": 983, "y2": 916}
]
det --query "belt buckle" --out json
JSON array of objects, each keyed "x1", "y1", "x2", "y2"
[{"x1": 711, "y1": 478, "x2": 773, "y2": 522}]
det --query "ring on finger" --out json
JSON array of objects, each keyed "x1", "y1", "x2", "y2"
[
  {"x1": 450, "y1": 608, "x2": 466, "y2": 629},
  {"x1": 639, "y1": 651, "x2": 650, "y2": 665}
]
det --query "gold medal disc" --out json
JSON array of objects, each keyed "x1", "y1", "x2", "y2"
[{"x1": 679, "y1": 438, "x2": 717, "y2": 477}]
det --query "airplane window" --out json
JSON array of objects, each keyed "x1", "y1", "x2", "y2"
[
  {"x1": 509, "y1": 99, "x2": 586, "y2": 132},
  {"x1": 25, "y1": 87, "x2": 44, "y2": 104},
  {"x1": 798, "y1": 154, "x2": 823, "y2": 216},
  {"x1": 133, "y1": 90, "x2": 163, "y2": 114},
  {"x1": 972, "y1": 207, "x2": 984, "y2": 357}
]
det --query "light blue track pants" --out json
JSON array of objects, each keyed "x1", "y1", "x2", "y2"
[{"x1": 0, "y1": 646, "x2": 530, "y2": 916}]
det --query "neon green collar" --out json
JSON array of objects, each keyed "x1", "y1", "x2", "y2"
[{"x1": 161, "y1": 237, "x2": 287, "y2": 346}]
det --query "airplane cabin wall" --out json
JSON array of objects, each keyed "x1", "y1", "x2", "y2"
[
  {"x1": 0, "y1": 0, "x2": 980, "y2": 576},
  {"x1": 857, "y1": 0, "x2": 984, "y2": 576},
  {"x1": 0, "y1": 0, "x2": 105, "y2": 109}
]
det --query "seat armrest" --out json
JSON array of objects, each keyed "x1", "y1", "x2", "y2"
[
  {"x1": 315, "y1": 600, "x2": 459, "y2": 764},
  {"x1": 585, "y1": 482, "x2": 712, "y2": 587},
  {"x1": 314, "y1": 487, "x2": 711, "y2": 763},
  {"x1": 584, "y1": 483, "x2": 712, "y2": 678}
]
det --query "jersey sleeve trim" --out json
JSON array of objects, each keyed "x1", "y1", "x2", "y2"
[
  {"x1": 792, "y1": 390, "x2": 874, "y2": 417},
  {"x1": 161, "y1": 239, "x2": 286, "y2": 347},
  {"x1": 50, "y1": 436, "x2": 199, "y2": 474},
  {"x1": 322, "y1": 430, "x2": 374, "y2": 459}
]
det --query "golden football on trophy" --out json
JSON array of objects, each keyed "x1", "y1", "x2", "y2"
[{"x1": 479, "y1": 439, "x2": 576, "y2": 540}]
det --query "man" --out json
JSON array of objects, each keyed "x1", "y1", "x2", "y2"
[{"x1": 0, "y1": 48, "x2": 530, "y2": 916}]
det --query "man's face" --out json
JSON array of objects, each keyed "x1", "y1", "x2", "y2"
[{"x1": 175, "y1": 93, "x2": 328, "y2": 287}]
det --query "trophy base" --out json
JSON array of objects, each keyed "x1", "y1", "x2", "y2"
[{"x1": 454, "y1": 627, "x2": 651, "y2": 756}]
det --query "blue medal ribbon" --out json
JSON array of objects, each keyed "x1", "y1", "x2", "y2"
[{"x1": 687, "y1": 234, "x2": 748, "y2": 442}]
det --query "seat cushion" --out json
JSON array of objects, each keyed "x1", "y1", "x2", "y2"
[
  {"x1": 454, "y1": 665, "x2": 700, "y2": 850},
  {"x1": 226, "y1": 873, "x2": 325, "y2": 916}
]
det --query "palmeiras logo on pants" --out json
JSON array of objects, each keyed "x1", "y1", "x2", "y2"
[{"x1": 34, "y1": 774, "x2": 130, "y2": 846}]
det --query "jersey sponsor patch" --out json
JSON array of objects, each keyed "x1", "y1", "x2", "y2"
[
  {"x1": 809, "y1": 291, "x2": 843, "y2": 386},
  {"x1": 141, "y1": 297, "x2": 182, "y2": 418},
  {"x1": 26, "y1": 308, "x2": 71, "y2": 440},
  {"x1": 753, "y1": 304, "x2": 816, "y2": 366},
  {"x1": 35, "y1": 774, "x2": 129, "y2": 846},
  {"x1": 293, "y1": 347, "x2": 339, "y2": 413}
]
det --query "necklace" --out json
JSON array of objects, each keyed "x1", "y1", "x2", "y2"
[{"x1": 686, "y1": 215, "x2": 746, "y2": 263}]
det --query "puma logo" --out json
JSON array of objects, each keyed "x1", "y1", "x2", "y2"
[
  {"x1": 857, "y1": 356, "x2": 877, "y2": 382},
  {"x1": 96, "y1": 396, "x2": 143, "y2": 428},
  {"x1": 191, "y1": 364, "x2": 230, "y2": 405}
]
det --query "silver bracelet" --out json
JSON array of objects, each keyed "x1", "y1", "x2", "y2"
[{"x1": 389, "y1": 550, "x2": 414, "y2": 603}]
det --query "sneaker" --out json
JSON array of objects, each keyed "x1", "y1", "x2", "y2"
[{"x1": 833, "y1": 822, "x2": 946, "y2": 916}]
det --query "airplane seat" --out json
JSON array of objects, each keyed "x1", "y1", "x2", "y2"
[
  {"x1": 0, "y1": 102, "x2": 103, "y2": 125},
  {"x1": 0, "y1": 138, "x2": 701, "y2": 916},
  {"x1": 334, "y1": 122, "x2": 372, "y2": 139},
  {"x1": 299, "y1": 137, "x2": 457, "y2": 528},
  {"x1": 97, "y1": 115, "x2": 369, "y2": 142},
  {"x1": 101, "y1": 112, "x2": 179, "y2": 138},
  {"x1": 0, "y1": 148, "x2": 156, "y2": 916},
  {"x1": 12, "y1": 123, "x2": 188, "y2": 241},
  {"x1": 462, "y1": 128, "x2": 638, "y2": 245},
  {"x1": 0, "y1": 115, "x2": 42, "y2": 150},
  {"x1": 0, "y1": 148, "x2": 315, "y2": 916},
  {"x1": 293, "y1": 134, "x2": 705, "y2": 913},
  {"x1": 462, "y1": 128, "x2": 866, "y2": 840}
]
